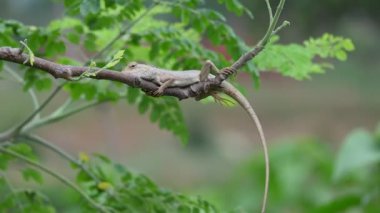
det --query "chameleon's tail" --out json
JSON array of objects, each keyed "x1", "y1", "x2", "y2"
[{"x1": 221, "y1": 82, "x2": 269, "y2": 213}]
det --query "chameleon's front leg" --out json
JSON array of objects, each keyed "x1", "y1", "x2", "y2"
[
  {"x1": 197, "y1": 60, "x2": 236, "y2": 103},
  {"x1": 152, "y1": 78, "x2": 175, "y2": 96},
  {"x1": 195, "y1": 60, "x2": 220, "y2": 101},
  {"x1": 199, "y1": 60, "x2": 219, "y2": 81},
  {"x1": 199, "y1": 60, "x2": 235, "y2": 81}
]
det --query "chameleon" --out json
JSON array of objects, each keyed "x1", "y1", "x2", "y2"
[{"x1": 122, "y1": 60, "x2": 269, "y2": 213}]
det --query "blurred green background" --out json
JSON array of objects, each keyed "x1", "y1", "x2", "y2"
[{"x1": 0, "y1": 0, "x2": 379, "y2": 212}]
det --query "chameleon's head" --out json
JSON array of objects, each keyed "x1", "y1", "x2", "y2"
[
  {"x1": 123, "y1": 61, "x2": 149, "y2": 73},
  {"x1": 122, "y1": 61, "x2": 157, "y2": 80}
]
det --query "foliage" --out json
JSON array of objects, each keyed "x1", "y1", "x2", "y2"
[
  {"x1": 333, "y1": 129, "x2": 380, "y2": 181},
  {"x1": 0, "y1": 0, "x2": 357, "y2": 212},
  {"x1": 204, "y1": 125, "x2": 380, "y2": 212},
  {"x1": 0, "y1": 144, "x2": 217, "y2": 212},
  {"x1": 0, "y1": 0, "x2": 353, "y2": 141},
  {"x1": 2, "y1": 126, "x2": 378, "y2": 212},
  {"x1": 255, "y1": 34, "x2": 355, "y2": 80}
]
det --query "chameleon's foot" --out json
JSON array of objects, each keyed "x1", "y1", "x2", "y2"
[
  {"x1": 221, "y1": 67, "x2": 236, "y2": 76},
  {"x1": 152, "y1": 89, "x2": 164, "y2": 97}
]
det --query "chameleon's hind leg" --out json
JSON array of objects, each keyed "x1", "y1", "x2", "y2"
[
  {"x1": 152, "y1": 78, "x2": 175, "y2": 96},
  {"x1": 199, "y1": 60, "x2": 220, "y2": 82}
]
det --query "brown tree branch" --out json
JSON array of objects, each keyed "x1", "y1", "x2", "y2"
[{"x1": 0, "y1": 47, "x2": 207, "y2": 100}]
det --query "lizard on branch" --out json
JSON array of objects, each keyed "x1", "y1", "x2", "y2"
[{"x1": 122, "y1": 61, "x2": 270, "y2": 213}]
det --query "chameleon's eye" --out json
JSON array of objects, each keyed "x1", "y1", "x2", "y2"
[{"x1": 129, "y1": 62, "x2": 137, "y2": 69}]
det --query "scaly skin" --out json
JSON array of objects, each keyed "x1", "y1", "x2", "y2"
[{"x1": 123, "y1": 61, "x2": 269, "y2": 213}]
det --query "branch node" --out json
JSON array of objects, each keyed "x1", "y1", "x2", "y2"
[
  {"x1": 272, "y1": 20, "x2": 290, "y2": 35},
  {"x1": 62, "y1": 68, "x2": 73, "y2": 80}
]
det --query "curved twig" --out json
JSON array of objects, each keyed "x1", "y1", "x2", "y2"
[{"x1": 20, "y1": 134, "x2": 100, "y2": 182}]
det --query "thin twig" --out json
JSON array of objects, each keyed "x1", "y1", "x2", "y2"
[
  {"x1": 258, "y1": 0, "x2": 286, "y2": 47},
  {"x1": 230, "y1": 0, "x2": 286, "y2": 71},
  {"x1": 0, "y1": 147, "x2": 109, "y2": 213},
  {"x1": 272, "y1": 20, "x2": 290, "y2": 35},
  {"x1": 265, "y1": 0, "x2": 273, "y2": 22},
  {"x1": 13, "y1": 83, "x2": 65, "y2": 134},
  {"x1": 51, "y1": 98, "x2": 73, "y2": 116},
  {"x1": 23, "y1": 100, "x2": 103, "y2": 132}
]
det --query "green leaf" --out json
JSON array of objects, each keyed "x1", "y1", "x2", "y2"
[
  {"x1": 0, "y1": 153, "x2": 11, "y2": 170},
  {"x1": 67, "y1": 32, "x2": 81, "y2": 44},
  {"x1": 84, "y1": 33, "x2": 97, "y2": 51},
  {"x1": 64, "y1": 0, "x2": 81, "y2": 15},
  {"x1": 149, "y1": 41, "x2": 160, "y2": 60},
  {"x1": 333, "y1": 129, "x2": 380, "y2": 180},
  {"x1": 335, "y1": 50, "x2": 347, "y2": 61},
  {"x1": 22, "y1": 168, "x2": 44, "y2": 184},
  {"x1": 217, "y1": 0, "x2": 249, "y2": 16},
  {"x1": 57, "y1": 57, "x2": 82, "y2": 66},
  {"x1": 225, "y1": 0, "x2": 244, "y2": 16},
  {"x1": 138, "y1": 96, "x2": 151, "y2": 114},
  {"x1": 93, "y1": 153, "x2": 111, "y2": 163},
  {"x1": 76, "y1": 170, "x2": 93, "y2": 183},
  {"x1": 149, "y1": 104, "x2": 162, "y2": 122},
  {"x1": 256, "y1": 34, "x2": 355, "y2": 80},
  {"x1": 48, "y1": 17, "x2": 84, "y2": 31},
  {"x1": 127, "y1": 87, "x2": 140, "y2": 104},
  {"x1": 80, "y1": 0, "x2": 101, "y2": 16},
  {"x1": 23, "y1": 69, "x2": 54, "y2": 91},
  {"x1": 312, "y1": 194, "x2": 361, "y2": 213},
  {"x1": 35, "y1": 78, "x2": 53, "y2": 91},
  {"x1": 9, "y1": 143, "x2": 35, "y2": 159},
  {"x1": 342, "y1": 39, "x2": 355, "y2": 51},
  {"x1": 45, "y1": 40, "x2": 66, "y2": 57},
  {"x1": 103, "y1": 50, "x2": 125, "y2": 69},
  {"x1": 65, "y1": 82, "x2": 98, "y2": 100}
]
